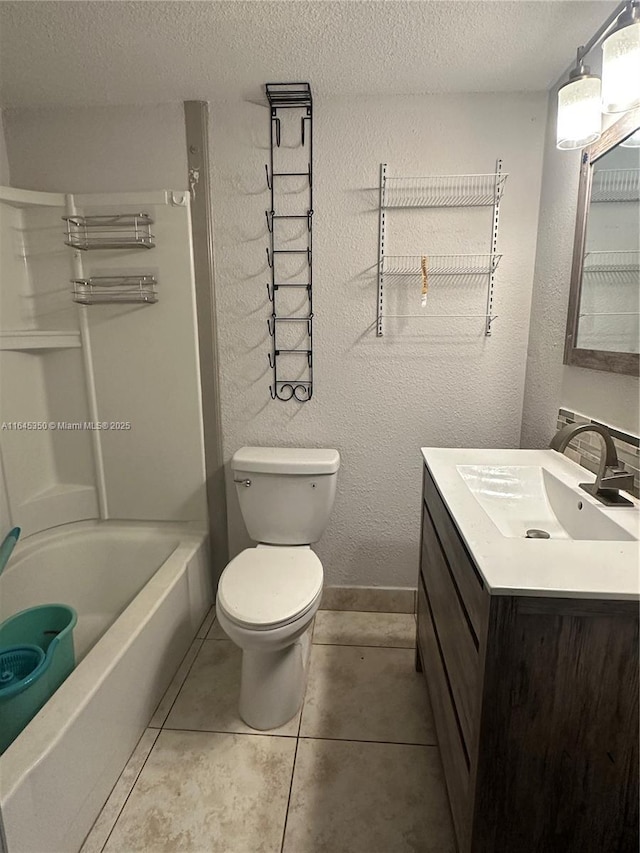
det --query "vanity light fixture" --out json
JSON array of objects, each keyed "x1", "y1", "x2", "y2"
[
  {"x1": 557, "y1": 1, "x2": 640, "y2": 150},
  {"x1": 557, "y1": 49, "x2": 602, "y2": 150},
  {"x1": 602, "y1": 0, "x2": 640, "y2": 113}
]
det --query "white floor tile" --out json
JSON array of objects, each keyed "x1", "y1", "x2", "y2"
[
  {"x1": 103, "y1": 730, "x2": 295, "y2": 853},
  {"x1": 300, "y1": 644, "x2": 436, "y2": 744},
  {"x1": 283, "y1": 738, "x2": 455, "y2": 853}
]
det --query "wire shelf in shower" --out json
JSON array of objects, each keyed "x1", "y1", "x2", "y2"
[
  {"x1": 381, "y1": 172, "x2": 508, "y2": 208},
  {"x1": 63, "y1": 213, "x2": 155, "y2": 250},
  {"x1": 72, "y1": 276, "x2": 158, "y2": 305},
  {"x1": 382, "y1": 253, "x2": 503, "y2": 276},
  {"x1": 591, "y1": 169, "x2": 640, "y2": 203}
]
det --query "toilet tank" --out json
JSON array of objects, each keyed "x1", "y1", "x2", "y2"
[{"x1": 231, "y1": 447, "x2": 340, "y2": 545}]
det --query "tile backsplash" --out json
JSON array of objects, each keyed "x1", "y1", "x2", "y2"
[{"x1": 557, "y1": 409, "x2": 639, "y2": 499}]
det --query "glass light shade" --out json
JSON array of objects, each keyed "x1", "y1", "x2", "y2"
[
  {"x1": 602, "y1": 19, "x2": 640, "y2": 113},
  {"x1": 621, "y1": 127, "x2": 640, "y2": 146},
  {"x1": 557, "y1": 75, "x2": 602, "y2": 150}
]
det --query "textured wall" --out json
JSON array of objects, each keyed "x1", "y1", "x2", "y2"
[
  {"x1": 3, "y1": 104, "x2": 187, "y2": 192},
  {"x1": 520, "y1": 86, "x2": 640, "y2": 450},
  {"x1": 210, "y1": 92, "x2": 547, "y2": 588},
  {"x1": 3, "y1": 95, "x2": 551, "y2": 589}
]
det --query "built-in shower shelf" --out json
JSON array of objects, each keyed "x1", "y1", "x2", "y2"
[
  {"x1": 382, "y1": 253, "x2": 503, "y2": 276},
  {"x1": 0, "y1": 330, "x2": 81, "y2": 351},
  {"x1": 63, "y1": 213, "x2": 155, "y2": 250}
]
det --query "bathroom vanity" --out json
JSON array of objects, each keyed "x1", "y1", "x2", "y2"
[{"x1": 416, "y1": 448, "x2": 639, "y2": 853}]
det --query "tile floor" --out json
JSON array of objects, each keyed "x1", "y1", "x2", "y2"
[{"x1": 81, "y1": 609, "x2": 456, "y2": 853}]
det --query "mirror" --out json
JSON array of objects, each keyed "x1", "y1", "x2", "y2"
[{"x1": 565, "y1": 108, "x2": 640, "y2": 376}]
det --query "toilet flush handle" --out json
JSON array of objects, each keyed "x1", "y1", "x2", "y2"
[{"x1": 234, "y1": 478, "x2": 252, "y2": 487}]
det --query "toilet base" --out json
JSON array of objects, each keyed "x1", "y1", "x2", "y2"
[{"x1": 239, "y1": 626, "x2": 312, "y2": 730}]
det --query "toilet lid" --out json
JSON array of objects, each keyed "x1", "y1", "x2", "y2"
[{"x1": 217, "y1": 547, "x2": 324, "y2": 630}]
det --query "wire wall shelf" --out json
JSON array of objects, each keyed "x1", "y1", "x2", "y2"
[
  {"x1": 377, "y1": 161, "x2": 505, "y2": 336},
  {"x1": 264, "y1": 82, "x2": 314, "y2": 402},
  {"x1": 381, "y1": 172, "x2": 508, "y2": 209},
  {"x1": 72, "y1": 276, "x2": 158, "y2": 305},
  {"x1": 591, "y1": 169, "x2": 640, "y2": 203},
  {"x1": 382, "y1": 253, "x2": 503, "y2": 276},
  {"x1": 583, "y1": 251, "x2": 640, "y2": 273},
  {"x1": 63, "y1": 213, "x2": 155, "y2": 250}
]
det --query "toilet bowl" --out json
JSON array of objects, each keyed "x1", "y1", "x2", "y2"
[
  {"x1": 217, "y1": 446, "x2": 340, "y2": 731},
  {"x1": 216, "y1": 546, "x2": 323, "y2": 730}
]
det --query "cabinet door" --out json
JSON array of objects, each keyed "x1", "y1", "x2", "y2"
[
  {"x1": 423, "y1": 466, "x2": 488, "y2": 640},
  {"x1": 417, "y1": 572, "x2": 470, "y2": 851},
  {"x1": 421, "y1": 503, "x2": 480, "y2": 754}
]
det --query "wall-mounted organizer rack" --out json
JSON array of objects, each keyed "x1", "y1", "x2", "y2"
[
  {"x1": 376, "y1": 162, "x2": 507, "y2": 336},
  {"x1": 264, "y1": 82, "x2": 313, "y2": 402},
  {"x1": 71, "y1": 276, "x2": 158, "y2": 305},
  {"x1": 591, "y1": 168, "x2": 640, "y2": 203},
  {"x1": 63, "y1": 213, "x2": 155, "y2": 250}
]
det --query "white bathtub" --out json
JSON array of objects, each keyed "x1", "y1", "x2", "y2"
[{"x1": 0, "y1": 520, "x2": 212, "y2": 853}]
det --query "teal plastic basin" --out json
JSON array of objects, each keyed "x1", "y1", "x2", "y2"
[{"x1": 0, "y1": 604, "x2": 77, "y2": 754}]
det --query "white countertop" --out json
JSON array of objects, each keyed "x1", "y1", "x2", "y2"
[{"x1": 421, "y1": 448, "x2": 640, "y2": 601}]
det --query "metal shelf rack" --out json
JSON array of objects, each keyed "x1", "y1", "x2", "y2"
[
  {"x1": 381, "y1": 253, "x2": 503, "y2": 277},
  {"x1": 71, "y1": 275, "x2": 158, "y2": 305},
  {"x1": 583, "y1": 250, "x2": 640, "y2": 273},
  {"x1": 376, "y1": 162, "x2": 507, "y2": 336},
  {"x1": 265, "y1": 82, "x2": 314, "y2": 402},
  {"x1": 381, "y1": 172, "x2": 507, "y2": 208},
  {"x1": 63, "y1": 213, "x2": 155, "y2": 250}
]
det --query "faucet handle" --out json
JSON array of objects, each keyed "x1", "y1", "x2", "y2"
[{"x1": 599, "y1": 466, "x2": 634, "y2": 489}]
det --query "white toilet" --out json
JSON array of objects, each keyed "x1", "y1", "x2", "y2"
[{"x1": 216, "y1": 446, "x2": 340, "y2": 730}]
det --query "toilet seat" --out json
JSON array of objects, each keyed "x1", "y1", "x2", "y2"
[{"x1": 217, "y1": 547, "x2": 323, "y2": 631}]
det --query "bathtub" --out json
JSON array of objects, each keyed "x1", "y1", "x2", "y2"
[{"x1": 0, "y1": 520, "x2": 212, "y2": 853}]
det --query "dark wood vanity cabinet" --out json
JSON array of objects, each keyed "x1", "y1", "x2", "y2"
[{"x1": 416, "y1": 464, "x2": 639, "y2": 853}]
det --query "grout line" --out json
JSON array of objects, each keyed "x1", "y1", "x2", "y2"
[
  {"x1": 97, "y1": 727, "x2": 162, "y2": 853},
  {"x1": 158, "y1": 726, "x2": 437, "y2": 749},
  {"x1": 154, "y1": 718, "x2": 438, "y2": 749},
  {"x1": 297, "y1": 735, "x2": 440, "y2": 748},
  {"x1": 161, "y1": 724, "x2": 299, "y2": 738},
  {"x1": 279, "y1": 735, "x2": 300, "y2": 853},
  {"x1": 155, "y1": 637, "x2": 206, "y2": 728},
  {"x1": 310, "y1": 642, "x2": 418, "y2": 653},
  {"x1": 312, "y1": 640, "x2": 415, "y2": 649},
  {"x1": 196, "y1": 605, "x2": 216, "y2": 639}
]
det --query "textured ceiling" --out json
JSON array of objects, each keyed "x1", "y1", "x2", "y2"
[{"x1": 0, "y1": 1, "x2": 617, "y2": 107}]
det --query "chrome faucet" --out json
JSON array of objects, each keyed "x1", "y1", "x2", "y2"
[{"x1": 550, "y1": 423, "x2": 634, "y2": 506}]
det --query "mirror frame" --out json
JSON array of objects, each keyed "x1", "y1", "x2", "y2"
[{"x1": 564, "y1": 107, "x2": 640, "y2": 377}]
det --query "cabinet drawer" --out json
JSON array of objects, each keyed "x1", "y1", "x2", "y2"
[
  {"x1": 421, "y1": 504, "x2": 479, "y2": 754},
  {"x1": 417, "y1": 575, "x2": 469, "y2": 850},
  {"x1": 423, "y1": 465, "x2": 489, "y2": 641}
]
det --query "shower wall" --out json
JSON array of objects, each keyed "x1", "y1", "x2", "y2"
[{"x1": 0, "y1": 186, "x2": 207, "y2": 538}]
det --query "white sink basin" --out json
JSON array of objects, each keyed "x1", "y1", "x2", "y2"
[
  {"x1": 456, "y1": 464, "x2": 636, "y2": 541},
  {"x1": 421, "y1": 448, "x2": 640, "y2": 600}
]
